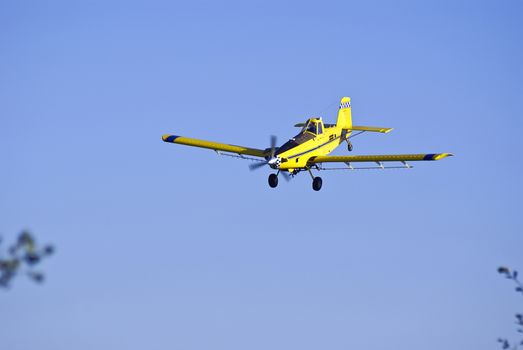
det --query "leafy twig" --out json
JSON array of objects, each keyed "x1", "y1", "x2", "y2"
[
  {"x1": 498, "y1": 266, "x2": 523, "y2": 349},
  {"x1": 0, "y1": 230, "x2": 54, "y2": 289}
]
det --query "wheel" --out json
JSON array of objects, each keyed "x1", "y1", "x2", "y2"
[
  {"x1": 312, "y1": 176, "x2": 322, "y2": 191},
  {"x1": 347, "y1": 142, "x2": 353, "y2": 152},
  {"x1": 268, "y1": 173, "x2": 278, "y2": 188}
]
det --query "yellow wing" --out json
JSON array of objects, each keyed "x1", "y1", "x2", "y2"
[
  {"x1": 162, "y1": 134, "x2": 267, "y2": 158},
  {"x1": 294, "y1": 124, "x2": 393, "y2": 133},
  {"x1": 308, "y1": 153, "x2": 453, "y2": 164}
]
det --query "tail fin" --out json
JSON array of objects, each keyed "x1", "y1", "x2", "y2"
[{"x1": 336, "y1": 97, "x2": 352, "y2": 129}]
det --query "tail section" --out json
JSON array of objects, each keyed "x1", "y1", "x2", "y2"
[{"x1": 336, "y1": 97, "x2": 352, "y2": 130}]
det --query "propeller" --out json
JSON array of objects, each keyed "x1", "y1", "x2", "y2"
[
  {"x1": 249, "y1": 161, "x2": 269, "y2": 171},
  {"x1": 248, "y1": 136, "x2": 292, "y2": 182},
  {"x1": 268, "y1": 135, "x2": 277, "y2": 158},
  {"x1": 248, "y1": 135, "x2": 288, "y2": 181},
  {"x1": 280, "y1": 170, "x2": 291, "y2": 182}
]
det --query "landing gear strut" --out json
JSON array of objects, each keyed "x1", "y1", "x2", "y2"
[
  {"x1": 268, "y1": 173, "x2": 278, "y2": 188},
  {"x1": 307, "y1": 168, "x2": 323, "y2": 191}
]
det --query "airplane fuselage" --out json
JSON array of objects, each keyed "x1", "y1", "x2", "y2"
[{"x1": 274, "y1": 120, "x2": 349, "y2": 171}]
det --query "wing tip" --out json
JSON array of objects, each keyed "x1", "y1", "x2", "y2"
[
  {"x1": 162, "y1": 134, "x2": 180, "y2": 143},
  {"x1": 432, "y1": 153, "x2": 454, "y2": 160}
]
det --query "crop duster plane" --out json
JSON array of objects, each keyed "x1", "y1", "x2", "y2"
[{"x1": 162, "y1": 97, "x2": 453, "y2": 191}]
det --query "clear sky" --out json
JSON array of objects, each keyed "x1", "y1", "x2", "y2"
[{"x1": 1, "y1": 0, "x2": 522, "y2": 349}]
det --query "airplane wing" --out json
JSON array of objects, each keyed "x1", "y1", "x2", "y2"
[
  {"x1": 162, "y1": 134, "x2": 267, "y2": 158},
  {"x1": 295, "y1": 123, "x2": 392, "y2": 133},
  {"x1": 308, "y1": 153, "x2": 453, "y2": 165}
]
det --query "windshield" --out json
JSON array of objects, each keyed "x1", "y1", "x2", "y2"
[{"x1": 306, "y1": 122, "x2": 317, "y2": 134}]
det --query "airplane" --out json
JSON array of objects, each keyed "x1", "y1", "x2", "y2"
[{"x1": 162, "y1": 97, "x2": 453, "y2": 191}]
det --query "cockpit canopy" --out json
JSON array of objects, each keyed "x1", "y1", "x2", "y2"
[
  {"x1": 302, "y1": 118, "x2": 324, "y2": 135},
  {"x1": 275, "y1": 118, "x2": 325, "y2": 156}
]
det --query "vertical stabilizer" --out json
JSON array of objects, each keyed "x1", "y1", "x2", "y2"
[{"x1": 336, "y1": 97, "x2": 352, "y2": 129}]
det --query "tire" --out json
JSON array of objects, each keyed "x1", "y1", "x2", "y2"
[
  {"x1": 347, "y1": 142, "x2": 353, "y2": 152},
  {"x1": 312, "y1": 176, "x2": 322, "y2": 191},
  {"x1": 268, "y1": 173, "x2": 278, "y2": 188}
]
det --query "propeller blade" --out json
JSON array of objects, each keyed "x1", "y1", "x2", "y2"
[
  {"x1": 270, "y1": 135, "x2": 277, "y2": 157},
  {"x1": 280, "y1": 171, "x2": 292, "y2": 182},
  {"x1": 249, "y1": 161, "x2": 268, "y2": 171},
  {"x1": 251, "y1": 135, "x2": 277, "y2": 171}
]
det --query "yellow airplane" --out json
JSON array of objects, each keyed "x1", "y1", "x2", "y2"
[{"x1": 162, "y1": 97, "x2": 453, "y2": 191}]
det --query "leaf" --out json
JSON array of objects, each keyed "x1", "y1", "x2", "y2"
[
  {"x1": 18, "y1": 231, "x2": 34, "y2": 248},
  {"x1": 514, "y1": 270, "x2": 519, "y2": 279},
  {"x1": 498, "y1": 266, "x2": 511, "y2": 274},
  {"x1": 24, "y1": 252, "x2": 41, "y2": 265},
  {"x1": 0, "y1": 277, "x2": 10, "y2": 288},
  {"x1": 43, "y1": 245, "x2": 55, "y2": 256},
  {"x1": 1, "y1": 259, "x2": 20, "y2": 272},
  {"x1": 28, "y1": 272, "x2": 44, "y2": 283},
  {"x1": 516, "y1": 287, "x2": 523, "y2": 293},
  {"x1": 8, "y1": 246, "x2": 17, "y2": 256}
]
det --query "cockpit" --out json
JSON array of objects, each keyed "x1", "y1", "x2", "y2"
[
  {"x1": 303, "y1": 118, "x2": 324, "y2": 135},
  {"x1": 275, "y1": 118, "x2": 325, "y2": 156}
]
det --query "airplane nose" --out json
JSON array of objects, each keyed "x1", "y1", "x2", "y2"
[{"x1": 268, "y1": 157, "x2": 281, "y2": 169}]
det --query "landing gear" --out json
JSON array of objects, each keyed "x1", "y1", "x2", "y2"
[
  {"x1": 312, "y1": 176, "x2": 323, "y2": 191},
  {"x1": 268, "y1": 169, "x2": 322, "y2": 190},
  {"x1": 307, "y1": 168, "x2": 323, "y2": 191},
  {"x1": 347, "y1": 140, "x2": 353, "y2": 152},
  {"x1": 268, "y1": 173, "x2": 278, "y2": 188}
]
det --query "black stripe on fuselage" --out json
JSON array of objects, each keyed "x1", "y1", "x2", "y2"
[{"x1": 286, "y1": 135, "x2": 341, "y2": 159}]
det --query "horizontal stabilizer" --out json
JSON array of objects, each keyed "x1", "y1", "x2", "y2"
[{"x1": 348, "y1": 125, "x2": 393, "y2": 133}]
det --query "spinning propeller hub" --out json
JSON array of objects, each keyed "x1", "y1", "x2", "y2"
[{"x1": 268, "y1": 157, "x2": 281, "y2": 169}]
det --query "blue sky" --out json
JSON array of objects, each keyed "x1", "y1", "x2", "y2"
[{"x1": 1, "y1": 0, "x2": 522, "y2": 349}]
